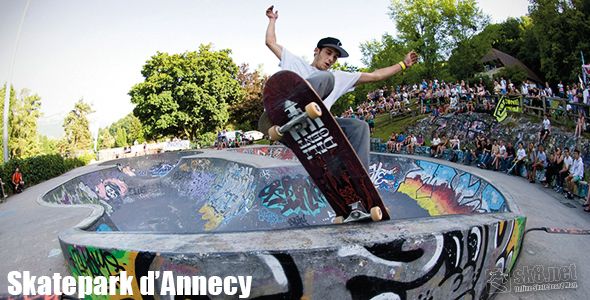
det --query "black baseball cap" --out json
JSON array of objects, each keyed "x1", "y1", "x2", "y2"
[{"x1": 317, "y1": 37, "x2": 349, "y2": 58}]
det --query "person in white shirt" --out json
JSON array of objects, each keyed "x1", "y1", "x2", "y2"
[
  {"x1": 565, "y1": 149, "x2": 584, "y2": 199},
  {"x1": 540, "y1": 114, "x2": 551, "y2": 143},
  {"x1": 261, "y1": 6, "x2": 418, "y2": 170},
  {"x1": 509, "y1": 142, "x2": 527, "y2": 175},
  {"x1": 430, "y1": 133, "x2": 441, "y2": 157}
]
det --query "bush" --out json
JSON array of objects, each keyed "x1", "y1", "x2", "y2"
[{"x1": 0, "y1": 154, "x2": 86, "y2": 195}]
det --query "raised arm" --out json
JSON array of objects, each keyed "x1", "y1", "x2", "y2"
[
  {"x1": 265, "y1": 6, "x2": 282, "y2": 60},
  {"x1": 357, "y1": 51, "x2": 419, "y2": 85}
]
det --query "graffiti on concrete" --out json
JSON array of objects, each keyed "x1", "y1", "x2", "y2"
[
  {"x1": 230, "y1": 146, "x2": 298, "y2": 161},
  {"x1": 259, "y1": 175, "x2": 329, "y2": 217},
  {"x1": 369, "y1": 157, "x2": 507, "y2": 215},
  {"x1": 198, "y1": 162, "x2": 257, "y2": 230},
  {"x1": 60, "y1": 217, "x2": 525, "y2": 299}
]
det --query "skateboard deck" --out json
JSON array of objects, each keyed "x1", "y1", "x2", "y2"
[{"x1": 263, "y1": 70, "x2": 390, "y2": 222}]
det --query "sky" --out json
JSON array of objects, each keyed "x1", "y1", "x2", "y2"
[{"x1": 0, "y1": 0, "x2": 530, "y2": 139}]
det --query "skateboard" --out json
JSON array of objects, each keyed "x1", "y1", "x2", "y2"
[{"x1": 262, "y1": 70, "x2": 390, "y2": 223}]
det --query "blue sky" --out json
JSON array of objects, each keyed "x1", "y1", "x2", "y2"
[{"x1": 0, "y1": 0, "x2": 529, "y2": 138}]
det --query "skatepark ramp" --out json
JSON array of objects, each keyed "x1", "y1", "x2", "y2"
[{"x1": 44, "y1": 146, "x2": 526, "y2": 299}]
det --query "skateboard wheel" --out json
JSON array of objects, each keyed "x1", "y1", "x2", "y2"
[
  {"x1": 268, "y1": 125, "x2": 283, "y2": 141},
  {"x1": 334, "y1": 216, "x2": 344, "y2": 224},
  {"x1": 370, "y1": 206, "x2": 383, "y2": 222},
  {"x1": 305, "y1": 103, "x2": 322, "y2": 119}
]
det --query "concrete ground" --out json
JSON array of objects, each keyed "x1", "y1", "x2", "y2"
[{"x1": 0, "y1": 156, "x2": 589, "y2": 299}]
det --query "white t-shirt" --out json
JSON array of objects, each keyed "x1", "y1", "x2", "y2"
[
  {"x1": 517, "y1": 148, "x2": 526, "y2": 160},
  {"x1": 279, "y1": 47, "x2": 361, "y2": 110},
  {"x1": 543, "y1": 118, "x2": 551, "y2": 130},
  {"x1": 572, "y1": 157, "x2": 584, "y2": 178},
  {"x1": 564, "y1": 155, "x2": 573, "y2": 171},
  {"x1": 432, "y1": 138, "x2": 441, "y2": 146}
]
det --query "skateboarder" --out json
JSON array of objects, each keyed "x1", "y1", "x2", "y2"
[{"x1": 260, "y1": 5, "x2": 418, "y2": 170}]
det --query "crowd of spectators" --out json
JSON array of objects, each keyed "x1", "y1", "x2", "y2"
[{"x1": 355, "y1": 77, "x2": 590, "y2": 210}]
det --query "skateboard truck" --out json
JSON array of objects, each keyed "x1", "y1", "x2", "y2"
[
  {"x1": 334, "y1": 201, "x2": 383, "y2": 224},
  {"x1": 268, "y1": 102, "x2": 322, "y2": 141}
]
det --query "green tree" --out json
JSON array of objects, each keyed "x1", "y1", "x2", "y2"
[
  {"x1": 229, "y1": 63, "x2": 267, "y2": 131},
  {"x1": 129, "y1": 44, "x2": 243, "y2": 141},
  {"x1": 38, "y1": 134, "x2": 59, "y2": 154},
  {"x1": 97, "y1": 128, "x2": 115, "y2": 149},
  {"x1": 62, "y1": 99, "x2": 94, "y2": 154},
  {"x1": 0, "y1": 85, "x2": 43, "y2": 160},
  {"x1": 108, "y1": 113, "x2": 145, "y2": 146},
  {"x1": 9, "y1": 89, "x2": 42, "y2": 158},
  {"x1": 114, "y1": 127, "x2": 127, "y2": 147},
  {"x1": 388, "y1": 0, "x2": 489, "y2": 78},
  {"x1": 529, "y1": 0, "x2": 590, "y2": 82}
]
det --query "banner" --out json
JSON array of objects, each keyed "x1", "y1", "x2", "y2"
[{"x1": 493, "y1": 96, "x2": 521, "y2": 122}]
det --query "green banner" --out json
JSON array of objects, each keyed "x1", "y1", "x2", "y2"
[{"x1": 493, "y1": 96, "x2": 521, "y2": 122}]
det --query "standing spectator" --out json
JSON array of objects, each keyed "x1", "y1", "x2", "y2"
[
  {"x1": 575, "y1": 111, "x2": 585, "y2": 139},
  {"x1": 565, "y1": 149, "x2": 584, "y2": 199},
  {"x1": 540, "y1": 114, "x2": 551, "y2": 144},
  {"x1": 0, "y1": 178, "x2": 7, "y2": 200},
  {"x1": 11, "y1": 167, "x2": 24, "y2": 194},
  {"x1": 558, "y1": 81, "x2": 565, "y2": 98},
  {"x1": 366, "y1": 113, "x2": 375, "y2": 135}
]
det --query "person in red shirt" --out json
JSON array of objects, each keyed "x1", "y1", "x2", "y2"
[{"x1": 11, "y1": 167, "x2": 24, "y2": 193}]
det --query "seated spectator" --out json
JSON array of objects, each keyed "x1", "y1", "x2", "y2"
[
  {"x1": 449, "y1": 135, "x2": 461, "y2": 151},
  {"x1": 436, "y1": 134, "x2": 449, "y2": 158},
  {"x1": 415, "y1": 134, "x2": 425, "y2": 147},
  {"x1": 544, "y1": 148, "x2": 562, "y2": 188},
  {"x1": 395, "y1": 132, "x2": 406, "y2": 153},
  {"x1": 557, "y1": 148, "x2": 573, "y2": 193},
  {"x1": 386, "y1": 132, "x2": 397, "y2": 153},
  {"x1": 11, "y1": 167, "x2": 25, "y2": 194},
  {"x1": 525, "y1": 143, "x2": 537, "y2": 178},
  {"x1": 529, "y1": 144, "x2": 547, "y2": 183},
  {"x1": 407, "y1": 134, "x2": 417, "y2": 155},
  {"x1": 503, "y1": 142, "x2": 515, "y2": 172},
  {"x1": 492, "y1": 140, "x2": 506, "y2": 171},
  {"x1": 430, "y1": 105, "x2": 440, "y2": 122},
  {"x1": 509, "y1": 142, "x2": 527, "y2": 175},
  {"x1": 430, "y1": 133, "x2": 441, "y2": 157},
  {"x1": 565, "y1": 149, "x2": 584, "y2": 200},
  {"x1": 479, "y1": 139, "x2": 495, "y2": 169}
]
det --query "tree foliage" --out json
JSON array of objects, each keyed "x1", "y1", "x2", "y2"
[
  {"x1": 129, "y1": 44, "x2": 243, "y2": 141},
  {"x1": 63, "y1": 99, "x2": 94, "y2": 153},
  {"x1": 0, "y1": 85, "x2": 43, "y2": 161},
  {"x1": 97, "y1": 128, "x2": 115, "y2": 149},
  {"x1": 229, "y1": 64, "x2": 267, "y2": 131},
  {"x1": 388, "y1": 0, "x2": 489, "y2": 78},
  {"x1": 528, "y1": 0, "x2": 590, "y2": 82}
]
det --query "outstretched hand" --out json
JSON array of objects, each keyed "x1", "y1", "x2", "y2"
[
  {"x1": 266, "y1": 5, "x2": 278, "y2": 20},
  {"x1": 404, "y1": 51, "x2": 419, "y2": 68}
]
